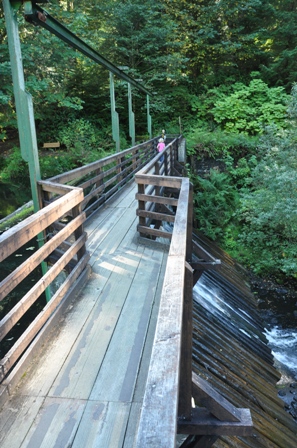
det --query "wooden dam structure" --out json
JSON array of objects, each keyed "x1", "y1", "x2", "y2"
[{"x1": 0, "y1": 136, "x2": 296, "y2": 447}]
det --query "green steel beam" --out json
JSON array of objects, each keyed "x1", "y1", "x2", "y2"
[
  {"x1": 147, "y1": 95, "x2": 152, "y2": 139},
  {"x1": 109, "y1": 72, "x2": 120, "y2": 152},
  {"x1": 3, "y1": 0, "x2": 51, "y2": 301},
  {"x1": 128, "y1": 83, "x2": 135, "y2": 146},
  {"x1": 23, "y1": 2, "x2": 151, "y2": 96}
]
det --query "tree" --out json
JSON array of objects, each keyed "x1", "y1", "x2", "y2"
[
  {"x1": 164, "y1": 0, "x2": 275, "y2": 89},
  {"x1": 261, "y1": 0, "x2": 297, "y2": 90},
  {"x1": 237, "y1": 85, "x2": 297, "y2": 276},
  {"x1": 94, "y1": 0, "x2": 189, "y2": 129}
]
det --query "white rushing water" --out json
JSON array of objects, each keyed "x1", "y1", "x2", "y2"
[
  {"x1": 194, "y1": 276, "x2": 297, "y2": 383},
  {"x1": 264, "y1": 326, "x2": 297, "y2": 381}
]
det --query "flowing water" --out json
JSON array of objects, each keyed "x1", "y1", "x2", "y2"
[
  {"x1": 255, "y1": 284, "x2": 297, "y2": 382},
  {"x1": 194, "y1": 277, "x2": 297, "y2": 381},
  {"x1": 264, "y1": 326, "x2": 297, "y2": 381}
]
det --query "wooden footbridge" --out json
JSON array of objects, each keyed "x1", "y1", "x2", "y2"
[
  {"x1": 0, "y1": 136, "x2": 254, "y2": 447},
  {"x1": 3, "y1": 2, "x2": 297, "y2": 446}
]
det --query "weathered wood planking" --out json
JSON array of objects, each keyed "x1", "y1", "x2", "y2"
[
  {"x1": 47, "y1": 139, "x2": 154, "y2": 186},
  {"x1": 87, "y1": 206, "x2": 128, "y2": 260},
  {"x1": 89, "y1": 246, "x2": 165, "y2": 402},
  {"x1": 135, "y1": 192, "x2": 178, "y2": 207},
  {"x1": 192, "y1": 373, "x2": 242, "y2": 422},
  {"x1": 178, "y1": 408, "x2": 253, "y2": 436},
  {"x1": 136, "y1": 208, "x2": 176, "y2": 222},
  {"x1": 49, "y1": 250, "x2": 145, "y2": 400},
  {"x1": 0, "y1": 396, "x2": 44, "y2": 448},
  {"x1": 17, "y1": 397, "x2": 85, "y2": 448},
  {"x1": 178, "y1": 262, "x2": 193, "y2": 420},
  {"x1": 136, "y1": 254, "x2": 185, "y2": 447},
  {"x1": 14, "y1": 261, "x2": 114, "y2": 398},
  {"x1": 88, "y1": 207, "x2": 139, "y2": 266},
  {"x1": 135, "y1": 173, "x2": 182, "y2": 190},
  {"x1": 71, "y1": 401, "x2": 130, "y2": 448},
  {"x1": 42, "y1": 142, "x2": 60, "y2": 148},
  {"x1": 111, "y1": 180, "x2": 137, "y2": 209}
]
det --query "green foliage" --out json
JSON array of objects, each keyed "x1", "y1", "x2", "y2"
[
  {"x1": 191, "y1": 169, "x2": 239, "y2": 241},
  {"x1": 164, "y1": 0, "x2": 274, "y2": 88},
  {"x1": 57, "y1": 118, "x2": 112, "y2": 165},
  {"x1": 186, "y1": 128, "x2": 258, "y2": 159},
  {"x1": 0, "y1": 147, "x2": 30, "y2": 187},
  {"x1": 237, "y1": 101, "x2": 297, "y2": 276},
  {"x1": 193, "y1": 79, "x2": 290, "y2": 135},
  {"x1": 39, "y1": 153, "x2": 74, "y2": 179},
  {"x1": 223, "y1": 154, "x2": 258, "y2": 188},
  {"x1": 260, "y1": 0, "x2": 297, "y2": 90}
]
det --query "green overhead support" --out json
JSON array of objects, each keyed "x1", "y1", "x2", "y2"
[
  {"x1": 3, "y1": 0, "x2": 51, "y2": 301},
  {"x1": 23, "y1": 1, "x2": 151, "y2": 146},
  {"x1": 109, "y1": 72, "x2": 120, "y2": 152},
  {"x1": 23, "y1": 2, "x2": 151, "y2": 96},
  {"x1": 128, "y1": 83, "x2": 135, "y2": 146},
  {"x1": 3, "y1": 0, "x2": 41, "y2": 206},
  {"x1": 147, "y1": 95, "x2": 152, "y2": 139}
]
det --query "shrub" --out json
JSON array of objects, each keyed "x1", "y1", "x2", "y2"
[
  {"x1": 192, "y1": 169, "x2": 239, "y2": 241},
  {"x1": 191, "y1": 78, "x2": 290, "y2": 136},
  {"x1": 237, "y1": 123, "x2": 297, "y2": 276},
  {"x1": 0, "y1": 147, "x2": 30, "y2": 187}
]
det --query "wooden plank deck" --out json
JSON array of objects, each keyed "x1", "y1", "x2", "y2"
[{"x1": 0, "y1": 181, "x2": 169, "y2": 448}]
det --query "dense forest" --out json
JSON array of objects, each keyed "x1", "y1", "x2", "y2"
[{"x1": 1, "y1": 0, "x2": 297, "y2": 283}]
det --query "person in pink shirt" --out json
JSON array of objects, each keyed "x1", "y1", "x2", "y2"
[{"x1": 157, "y1": 138, "x2": 165, "y2": 162}]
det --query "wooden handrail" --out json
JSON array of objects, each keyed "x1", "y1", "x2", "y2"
[
  {"x1": 45, "y1": 138, "x2": 157, "y2": 220},
  {"x1": 135, "y1": 137, "x2": 191, "y2": 446},
  {"x1": 0, "y1": 182, "x2": 88, "y2": 385},
  {"x1": 0, "y1": 138, "x2": 159, "y2": 390},
  {"x1": 135, "y1": 138, "x2": 253, "y2": 446}
]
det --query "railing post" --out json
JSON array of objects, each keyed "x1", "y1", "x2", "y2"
[
  {"x1": 178, "y1": 261, "x2": 194, "y2": 420},
  {"x1": 137, "y1": 183, "x2": 147, "y2": 238},
  {"x1": 187, "y1": 183, "x2": 193, "y2": 262},
  {"x1": 178, "y1": 181, "x2": 194, "y2": 421},
  {"x1": 73, "y1": 204, "x2": 86, "y2": 261}
]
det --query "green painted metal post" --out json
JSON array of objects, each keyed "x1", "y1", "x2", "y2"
[
  {"x1": 109, "y1": 72, "x2": 120, "y2": 152},
  {"x1": 3, "y1": 0, "x2": 51, "y2": 302},
  {"x1": 147, "y1": 94, "x2": 152, "y2": 139},
  {"x1": 128, "y1": 83, "x2": 135, "y2": 146}
]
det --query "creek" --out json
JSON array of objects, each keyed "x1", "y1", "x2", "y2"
[
  {"x1": 251, "y1": 278, "x2": 297, "y2": 418},
  {"x1": 252, "y1": 277, "x2": 297, "y2": 381}
]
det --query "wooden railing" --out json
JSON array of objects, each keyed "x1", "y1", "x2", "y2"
[
  {"x1": 135, "y1": 135, "x2": 194, "y2": 446},
  {"x1": 0, "y1": 137, "x2": 158, "y2": 401},
  {"x1": 0, "y1": 183, "x2": 89, "y2": 397},
  {"x1": 135, "y1": 137, "x2": 253, "y2": 447},
  {"x1": 45, "y1": 138, "x2": 157, "y2": 221}
]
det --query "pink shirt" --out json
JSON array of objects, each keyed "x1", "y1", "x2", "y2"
[{"x1": 157, "y1": 142, "x2": 165, "y2": 152}]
